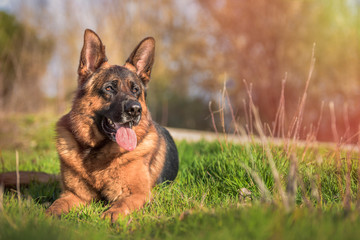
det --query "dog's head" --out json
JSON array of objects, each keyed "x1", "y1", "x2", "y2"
[{"x1": 70, "y1": 29, "x2": 154, "y2": 150}]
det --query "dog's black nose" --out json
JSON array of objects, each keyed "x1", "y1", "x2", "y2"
[{"x1": 125, "y1": 101, "x2": 142, "y2": 117}]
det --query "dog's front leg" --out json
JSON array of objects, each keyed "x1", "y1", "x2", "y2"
[{"x1": 46, "y1": 164, "x2": 97, "y2": 217}]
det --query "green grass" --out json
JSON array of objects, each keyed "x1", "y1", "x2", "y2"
[{"x1": 1, "y1": 114, "x2": 360, "y2": 239}]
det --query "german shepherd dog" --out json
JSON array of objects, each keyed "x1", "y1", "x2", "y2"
[{"x1": 45, "y1": 29, "x2": 179, "y2": 222}]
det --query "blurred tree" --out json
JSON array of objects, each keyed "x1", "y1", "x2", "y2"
[
  {"x1": 0, "y1": 11, "x2": 54, "y2": 112},
  {"x1": 197, "y1": 0, "x2": 360, "y2": 140},
  {"x1": 4, "y1": 0, "x2": 360, "y2": 141}
]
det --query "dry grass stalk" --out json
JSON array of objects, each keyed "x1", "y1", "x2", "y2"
[
  {"x1": 220, "y1": 81, "x2": 228, "y2": 146},
  {"x1": 251, "y1": 104, "x2": 289, "y2": 210},
  {"x1": 223, "y1": 95, "x2": 271, "y2": 201},
  {"x1": 272, "y1": 74, "x2": 287, "y2": 138},
  {"x1": 0, "y1": 183, "x2": 3, "y2": 212},
  {"x1": 302, "y1": 102, "x2": 323, "y2": 150},
  {"x1": 329, "y1": 102, "x2": 339, "y2": 144},
  {"x1": 236, "y1": 123, "x2": 258, "y2": 161},
  {"x1": 357, "y1": 124, "x2": 360, "y2": 210},
  {"x1": 314, "y1": 101, "x2": 324, "y2": 140},
  {"x1": 315, "y1": 155, "x2": 323, "y2": 209},
  {"x1": 343, "y1": 103, "x2": 351, "y2": 141},
  {"x1": 15, "y1": 150, "x2": 21, "y2": 204},
  {"x1": 0, "y1": 150, "x2": 5, "y2": 173},
  {"x1": 238, "y1": 162, "x2": 271, "y2": 202},
  {"x1": 208, "y1": 101, "x2": 224, "y2": 151},
  {"x1": 286, "y1": 154, "x2": 298, "y2": 209},
  {"x1": 243, "y1": 80, "x2": 254, "y2": 135},
  {"x1": 225, "y1": 90, "x2": 240, "y2": 136},
  {"x1": 300, "y1": 147, "x2": 310, "y2": 164},
  {"x1": 329, "y1": 102, "x2": 345, "y2": 201},
  {"x1": 285, "y1": 44, "x2": 316, "y2": 155},
  {"x1": 310, "y1": 175, "x2": 320, "y2": 205},
  {"x1": 343, "y1": 152, "x2": 352, "y2": 210},
  {"x1": 265, "y1": 123, "x2": 273, "y2": 139},
  {"x1": 242, "y1": 99, "x2": 250, "y2": 135},
  {"x1": 297, "y1": 171, "x2": 314, "y2": 209},
  {"x1": 294, "y1": 43, "x2": 316, "y2": 139}
]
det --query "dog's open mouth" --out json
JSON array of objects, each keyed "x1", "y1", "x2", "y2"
[{"x1": 101, "y1": 117, "x2": 137, "y2": 151}]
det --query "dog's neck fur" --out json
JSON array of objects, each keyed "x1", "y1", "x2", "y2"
[{"x1": 69, "y1": 106, "x2": 105, "y2": 148}]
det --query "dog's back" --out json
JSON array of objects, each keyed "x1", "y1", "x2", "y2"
[{"x1": 155, "y1": 123, "x2": 179, "y2": 184}]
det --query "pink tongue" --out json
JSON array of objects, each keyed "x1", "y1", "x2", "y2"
[{"x1": 115, "y1": 127, "x2": 137, "y2": 151}]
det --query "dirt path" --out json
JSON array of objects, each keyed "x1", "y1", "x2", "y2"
[
  {"x1": 167, "y1": 127, "x2": 247, "y2": 143},
  {"x1": 167, "y1": 127, "x2": 358, "y2": 152}
]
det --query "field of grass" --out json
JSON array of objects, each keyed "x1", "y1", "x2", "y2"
[{"x1": 1, "y1": 114, "x2": 360, "y2": 240}]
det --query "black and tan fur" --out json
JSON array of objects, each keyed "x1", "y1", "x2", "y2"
[{"x1": 45, "y1": 29, "x2": 179, "y2": 222}]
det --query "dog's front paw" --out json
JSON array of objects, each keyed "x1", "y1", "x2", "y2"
[
  {"x1": 101, "y1": 205, "x2": 130, "y2": 223},
  {"x1": 45, "y1": 205, "x2": 66, "y2": 217}
]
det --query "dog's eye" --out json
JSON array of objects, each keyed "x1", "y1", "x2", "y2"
[
  {"x1": 103, "y1": 84, "x2": 117, "y2": 95},
  {"x1": 104, "y1": 84, "x2": 115, "y2": 93},
  {"x1": 132, "y1": 86, "x2": 139, "y2": 94}
]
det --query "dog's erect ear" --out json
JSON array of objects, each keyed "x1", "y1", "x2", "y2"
[
  {"x1": 78, "y1": 29, "x2": 107, "y2": 85},
  {"x1": 125, "y1": 37, "x2": 155, "y2": 86}
]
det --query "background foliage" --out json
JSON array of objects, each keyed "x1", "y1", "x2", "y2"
[{"x1": 0, "y1": 0, "x2": 359, "y2": 141}]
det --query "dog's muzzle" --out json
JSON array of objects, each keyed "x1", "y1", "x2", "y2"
[{"x1": 99, "y1": 99, "x2": 142, "y2": 142}]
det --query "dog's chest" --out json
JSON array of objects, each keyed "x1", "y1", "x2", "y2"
[
  {"x1": 81, "y1": 147, "x2": 150, "y2": 199},
  {"x1": 82, "y1": 148, "x2": 125, "y2": 179}
]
